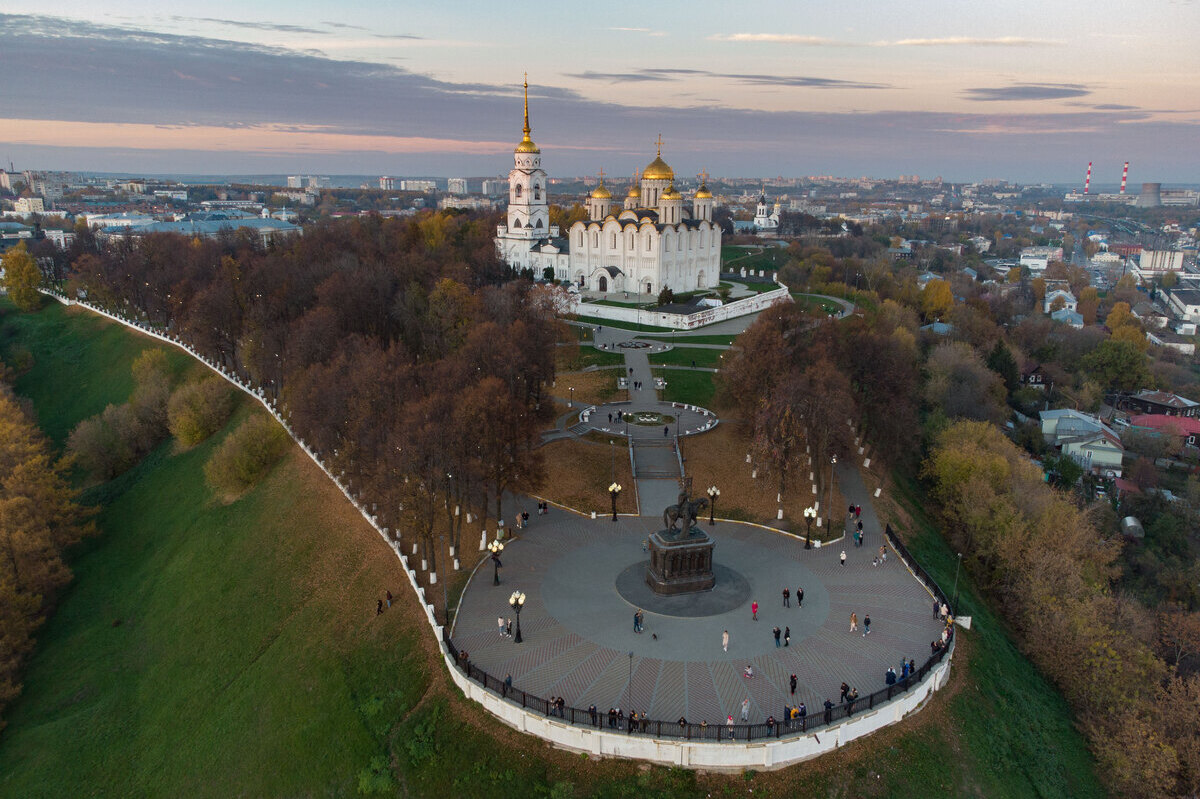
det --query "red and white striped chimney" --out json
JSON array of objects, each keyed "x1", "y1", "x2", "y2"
[
  {"x1": 1084, "y1": 161, "x2": 1092, "y2": 194},
  {"x1": 1120, "y1": 161, "x2": 1129, "y2": 194}
]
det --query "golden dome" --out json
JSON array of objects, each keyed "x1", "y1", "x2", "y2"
[
  {"x1": 590, "y1": 182, "x2": 612, "y2": 199},
  {"x1": 627, "y1": 183, "x2": 640, "y2": 198},
  {"x1": 643, "y1": 155, "x2": 674, "y2": 181},
  {"x1": 515, "y1": 136, "x2": 540, "y2": 154},
  {"x1": 694, "y1": 184, "x2": 712, "y2": 199},
  {"x1": 661, "y1": 183, "x2": 682, "y2": 200}
]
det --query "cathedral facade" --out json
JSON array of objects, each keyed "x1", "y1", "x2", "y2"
[{"x1": 495, "y1": 83, "x2": 721, "y2": 296}]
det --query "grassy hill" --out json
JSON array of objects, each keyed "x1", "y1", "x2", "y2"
[{"x1": 0, "y1": 300, "x2": 1103, "y2": 798}]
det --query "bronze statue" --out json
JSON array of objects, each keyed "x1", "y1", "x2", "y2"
[{"x1": 663, "y1": 491, "x2": 708, "y2": 535}]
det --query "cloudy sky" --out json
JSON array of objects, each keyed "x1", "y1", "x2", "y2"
[{"x1": 1, "y1": 1, "x2": 1198, "y2": 182}]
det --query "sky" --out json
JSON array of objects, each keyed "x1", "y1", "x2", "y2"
[{"x1": 1, "y1": 1, "x2": 1198, "y2": 183}]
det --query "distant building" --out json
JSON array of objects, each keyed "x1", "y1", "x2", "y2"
[
  {"x1": 752, "y1": 189, "x2": 779, "y2": 231},
  {"x1": 1043, "y1": 287, "x2": 1077, "y2": 314},
  {"x1": 101, "y1": 216, "x2": 301, "y2": 247},
  {"x1": 481, "y1": 179, "x2": 507, "y2": 196},
  {"x1": 447, "y1": 178, "x2": 468, "y2": 195},
  {"x1": 440, "y1": 196, "x2": 495, "y2": 211},
  {"x1": 1040, "y1": 409, "x2": 1123, "y2": 477},
  {"x1": 1138, "y1": 250, "x2": 1184, "y2": 273},
  {"x1": 287, "y1": 175, "x2": 330, "y2": 189},
  {"x1": 1129, "y1": 414, "x2": 1200, "y2": 449},
  {"x1": 1050, "y1": 308, "x2": 1084, "y2": 328},
  {"x1": 1119, "y1": 389, "x2": 1199, "y2": 418},
  {"x1": 379, "y1": 176, "x2": 396, "y2": 190},
  {"x1": 401, "y1": 180, "x2": 437, "y2": 192},
  {"x1": 1167, "y1": 288, "x2": 1200, "y2": 323},
  {"x1": 13, "y1": 197, "x2": 44, "y2": 214}
]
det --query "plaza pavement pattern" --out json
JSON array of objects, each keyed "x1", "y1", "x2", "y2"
[{"x1": 453, "y1": 506, "x2": 943, "y2": 727}]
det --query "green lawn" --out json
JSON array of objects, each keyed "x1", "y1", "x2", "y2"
[
  {"x1": 570, "y1": 314, "x2": 674, "y2": 333},
  {"x1": 558, "y1": 346, "x2": 626, "y2": 370},
  {"x1": 652, "y1": 368, "x2": 716, "y2": 407},
  {"x1": 721, "y1": 245, "x2": 790, "y2": 273},
  {"x1": 790, "y1": 294, "x2": 844, "y2": 315},
  {"x1": 648, "y1": 347, "x2": 724, "y2": 369},
  {"x1": 636, "y1": 333, "x2": 737, "y2": 346}
]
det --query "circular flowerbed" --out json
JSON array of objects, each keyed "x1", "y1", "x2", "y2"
[
  {"x1": 629, "y1": 412, "x2": 675, "y2": 426},
  {"x1": 617, "y1": 341, "x2": 650, "y2": 349}
]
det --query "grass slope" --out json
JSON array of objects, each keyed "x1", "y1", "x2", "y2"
[{"x1": 0, "y1": 301, "x2": 1103, "y2": 798}]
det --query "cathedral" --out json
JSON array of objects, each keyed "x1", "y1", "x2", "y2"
[{"x1": 495, "y1": 81, "x2": 722, "y2": 296}]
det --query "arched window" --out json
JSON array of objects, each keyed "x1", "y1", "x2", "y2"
[
  {"x1": 592, "y1": 232, "x2": 598, "y2": 248},
  {"x1": 646, "y1": 234, "x2": 652, "y2": 251},
  {"x1": 535, "y1": 218, "x2": 543, "y2": 229},
  {"x1": 611, "y1": 233, "x2": 616, "y2": 248},
  {"x1": 599, "y1": 275, "x2": 608, "y2": 292},
  {"x1": 534, "y1": 187, "x2": 541, "y2": 200},
  {"x1": 514, "y1": 184, "x2": 522, "y2": 198},
  {"x1": 576, "y1": 230, "x2": 583, "y2": 247}
]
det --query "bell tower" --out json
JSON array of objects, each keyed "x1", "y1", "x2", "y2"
[{"x1": 507, "y1": 75, "x2": 550, "y2": 239}]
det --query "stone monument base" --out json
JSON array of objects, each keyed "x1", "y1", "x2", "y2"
[{"x1": 645, "y1": 528, "x2": 715, "y2": 595}]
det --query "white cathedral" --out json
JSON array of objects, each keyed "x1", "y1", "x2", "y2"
[{"x1": 495, "y1": 81, "x2": 722, "y2": 296}]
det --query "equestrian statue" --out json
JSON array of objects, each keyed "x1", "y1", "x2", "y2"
[{"x1": 662, "y1": 491, "x2": 708, "y2": 536}]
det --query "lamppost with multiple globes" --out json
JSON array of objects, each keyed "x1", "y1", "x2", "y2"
[
  {"x1": 803, "y1": 505, "x2": 816, "y2": 548},
  {"x1": 707, "y1": 485, "x2": 720, "y2": 525},
  {"x1": 828, "y1": 453, "x2": 837, "y2": 533},
  {"x1": 488, "y1": 539, "x2": 504, "y2": 586},
  {"x1": 609, "y1": 482, "x2": 622, "y2": 522},
  {"x1": 508, "y1": 590, "x2": 526, "y2": 643}
]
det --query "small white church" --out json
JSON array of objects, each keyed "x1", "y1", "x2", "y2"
[{"x1": 495, "y1": 80, "x2": 722, "y2": 296}]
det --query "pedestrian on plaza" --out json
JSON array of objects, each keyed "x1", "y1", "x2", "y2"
[
  {"x1": 864, "y1": 614, "x2": 871, "y2": 636},
  {"x1": 504, "y1": 674, "x2": 512, "y2": 696},
  {"x1": 901, "y1": 660, "x2": 910, "y2": 679},
  {"x1": 840, "y1": 681, "x2": 850, "y2": 703},
  {"x1": 879, "y1": 545, "x2": 887, "y2": 563},
  {"x1": 722, "y1": 629, "x2": 729, "y2": 652},
  {"x1": 506, "y1": 618, "x2": 513, "y2": 637},
  {"x1": 854, "y1": 529, "x2": 861, "y2": 547},
  {"x1": 766, "y1": 715, "x2": 776, "y2": 733},
  {"x1": 633, "y1": 609, "x2": 640, "y2": 633},
  {"x1": 608, "y1": 707, "x2": 617, "y2": 728},
  {"x1": 885, "y1": 667, "x2": 897, "y2": 685},
  {"x1": 840, "y1": 550, "x2": 847, "y2": 566},
  {"x1": 628, "y1": 711, "x2": 636, "y2": 733},
  {"x1": 741, "y1": 698, "x2": 750, "y2": 722},
  {"x1": 663, "y1": 425, "x2": 669, "y2": 437},
  {"x1": 782, "y1": 587, "x2": 790, "y2": 607},
  {"x1": 589, "y1": 704, "x2": 598, "y2": 726},
  {"x1": 784, "y1": 626, "x2": 791, "y2": 647},
  {"x1": 798, "y1": 702, "x2": 807, "y2": 730},
  {"x1": 933, "y1": 599, "x2": 940, "y2": 619},
  {"x1": 376, "y1": 599, "x2": 383, "y2": 615},
  {"x1": 743, "y1": 664, "x2": 754, "y2": 679},
  {"x1": 940, "y1": 602, "x2": 949, "y2": 620},
  {"x1": 847, "y1": 688, "x2": 858, "y2": 716},
  {"x1": 608, "y1": 412, "x2": 613, "y2": 423},
  {"x1": 522, "y1": 510, "x2": 530, "y2": 527},
  {"x1": 385, "y1": 590, "x2": 392, "y2": 608},
  {"x1": 727, "y1": 715, "x2": 735, "y2": 738},
  {"x1": 909, "y1": 658, "x2": 916, "y2": 675},
  {"x1": 797, "y1": 586, "x2": 804, "y2": 607},
  {"x1": 498, "y1": 616, "x2": 506, "y2": 638},
  {"x1": 773, "y1": 626, "x2": 781, "y2": 647},
  {"x1": 855, "y1": 505, "x2": 861, "y2": 519},
  {"x1": 790, "y1": 673, "x2": 798, "y2": 695},
  {"x1": 850, "y1": 612, "x2": 858, "y2": 633},
  {"x1": 847, "y1": 504, "x2": 855, "y2": 517},
  {"x1": 751, "y1": 600, "x2": 759, "y2": 620},
  {"x1": 642, "y1": 712, "x2": 649, "y2": 733},
  {"x1": 824, "y1": 699, "x2": 834, "y2": 725}
]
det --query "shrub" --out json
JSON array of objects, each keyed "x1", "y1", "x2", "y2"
[
  {"x1": 168, "y1": 376, "x2": 233, "y2": 446},
  {"x1": 204, "y1": 415, "x2": 287, "y2": 495},
  {"x1": 67, "y1": 406, "x2": 135, "y2": 479}
]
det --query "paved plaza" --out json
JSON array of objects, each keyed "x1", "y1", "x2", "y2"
[{"x1": 453, "y1": 509, "x2": 943, "y2": 726}]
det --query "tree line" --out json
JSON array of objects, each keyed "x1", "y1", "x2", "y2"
[
  {"x1": 59, "y1": 210, "x2": 561, "y2": 571},
  {"x1": 0, "y1": 374, "x2": 93, "y2": 732}
]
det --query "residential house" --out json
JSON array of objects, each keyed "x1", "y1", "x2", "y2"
[
  {"x1": 1040, "y1": 409, "x2": 1124, "y2": 477},
  {"x1": 1129, "y1": 414, "x2": 1200, "y2": 450},
  {"x1": 1119, "y1": 389, "x2": 1200, "y2": 418},
  {"x1": 1043, "y1": 286, "x2": 1077, "y2": 314},
  {"x1": 1131, "y1": 302, "x2": 1169, "y2": 329},
  {"x1": 1051, "y1": 308, "x2": 1084, "y2": 328},
  {"x1": 1167, "y1": 288, "x2": 1200, "y2": 323},
  {"x1": 1021, "y1": 364, "x2": 1049, "y2": 391}
]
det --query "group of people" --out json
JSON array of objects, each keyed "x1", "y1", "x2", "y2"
[
  {"x1": 632, "y1": 609, "x2": 645, "y2": 633},
  {"x1": 375, "y1": 589, "x2": 394, "y2": 616},
  {"x1": 848, "y1": 612, "x2": 872, "y2": 636},
  {"x1": 514, "y1": 509, "x2": 531, "y2": 529},
  {"x1": 772, "y1": 625, "x2": 791, "y2": 647},
  {"x1": 593, "y1": 705, "x2": 652, "y2": 733},
  {"x1": 496, "y1": 615, "x2": 514, "y2": 638},
  {"x1": 781, "y1": 586, "x2": 804, "y2": 607}
]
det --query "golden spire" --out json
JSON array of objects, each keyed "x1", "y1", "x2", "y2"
[
  {"x1": 522, "y1": 73, "x2": 530, "y2": 137},
  {"x1": 656, "y1": 133, "x2": 664, "y2": 156},
  {"x1": 515, "y1": 73, "x2": 540, "y2": 154}
]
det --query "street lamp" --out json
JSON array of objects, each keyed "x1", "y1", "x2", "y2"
[
  {"x1": 508, "y1": 590, "x2": 526, "y2": 644},
  {"x1": 803, "y1": 505, "x2": 816, "y2": 548},
  {"x1": 707, "y1": 485, "x2": 720, "y2": 525},
  {"x1": 569, "y1": 386, "x2": 574, "y2": 409},
  {"x1": 488, "y1": 539, "x2": 505, "y2": 586},
  {"x1": 952, "y1": 552, "x2": 963, "y2": 615},
  {"x1": 609, "y1": 482, "x2": 623, "y2": 522},
  {"x1": 828, "y1": 454, "x2": 837, "y2": 535}
]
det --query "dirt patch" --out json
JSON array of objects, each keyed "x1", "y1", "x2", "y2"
[
  {"x1": 537, "y1": 437, "x2": 636, "y2": 516},
  {"x1": 679, "y1": 423, "x2": 845, "y2": 537},
  {"x1": 550, "y1": 369, "x2": 626, "y2": 407}
]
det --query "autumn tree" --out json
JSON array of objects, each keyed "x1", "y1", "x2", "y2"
[
  {"x1": 1, "y1": 243, "x2": 42, "y2": 311},
  {"x1": 919, "y1": 278, "x2": 953, "y2": 321}
]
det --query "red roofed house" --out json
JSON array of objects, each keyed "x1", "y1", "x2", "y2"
[
  {"x1": 1130, "y1": 414, "x2": 1200, "y2": 451},
  {"x1": 1119, "y1": 390, "x2": 1199, "y2": 418}
]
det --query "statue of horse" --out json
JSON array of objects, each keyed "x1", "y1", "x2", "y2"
[{"x1": 663, "y1": 493, "x2": 709, "y2": 535}]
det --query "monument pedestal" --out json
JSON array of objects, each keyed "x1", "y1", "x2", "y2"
[{"x1": 646, "y1": 528, "x2": 715, "y2": 595}]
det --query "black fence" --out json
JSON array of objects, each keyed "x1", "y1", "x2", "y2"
[{"x1": 444, "y1": 524, "x2": 955, "y2": 743}]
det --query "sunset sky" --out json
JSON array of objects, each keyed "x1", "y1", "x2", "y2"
[{"x1": 2, "y1": 1, "x2": 1198, "y2": 182}]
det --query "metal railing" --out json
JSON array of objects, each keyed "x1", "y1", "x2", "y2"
[{"x1": 444, "y1": 523, "x2": 955, "y2": 743}]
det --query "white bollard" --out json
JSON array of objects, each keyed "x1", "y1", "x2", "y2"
[
  {"x1": 777, "y1": 509, "x2": 784, "y2": 520},
  {"x1": 864, "y1": 458, "x2": 871, "y2": 468},
  {"x1": 811, "y1": 484, "x2": 817, "y2": 494},
  {"x1": 453, "y1": 558, "x2": 460, "y2": 571},
  {"x1": 874, "y1": 487, "x2": 881, "y2": 498},
  {"x1": 429, "y1": 572, "x2": 437, "y2": 585},
  {"x1": 421, "y1": 559, "x2": 427, "y2": 571},
  {"x1": 412, "y1": 543, "x2": 418, "y2": 555},
  {"x1": 479, "y1": 531, "x2": 488, "y2": 550},
  {"x1": 858, "y1": 446, "x2": 865, "y2": 455},
  {"x1": 591, "y1": 511, "x2": 597, "y2": 519},
  {"x1": 449, "y1": 545, "x2": 455, "y2": 558},
  {"x1": 466, "y1": 513, "x2": 473, "y2": 524},
  {"x1": 752, "y1": 469, "x2": 757, "y2": 479},
  {"x1": 817, "y1": 517, "x2": 823, "y2": 528}
]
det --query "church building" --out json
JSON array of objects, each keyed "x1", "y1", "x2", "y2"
[
  {"x1": 495, "y1": 81, "x2": 721, "y2": 296},
  {"x1": 752, "y1": 188, "x2": 780, "y2": 231}
]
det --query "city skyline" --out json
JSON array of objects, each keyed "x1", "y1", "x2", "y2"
[{"x1": 1, "y1": 2, "x2": 1198, "y2": 182}]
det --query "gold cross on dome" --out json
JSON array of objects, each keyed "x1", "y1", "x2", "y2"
[
  {"x1": 655, "y1": 134, "x2": 664, "y2": 156},
  {"x1": 598, "y1": 167, "x2": 605, "y2": 183},
  {"x1": 698, "y1": 169, "x2": 709, "y2": 184}
]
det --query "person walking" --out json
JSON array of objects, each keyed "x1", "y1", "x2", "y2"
[
  {"x1": 850, "y1": 612, "x2": 858, "y2": 633},
  {"x1": 797, "y1": 586, "x2": 804, "y2": 608},
  {"x1": 504, "y1": 674, "x2": 512, "y2": 696},
  {"x1": 385, "y1": 590, "x2": 392, "y2": 608},
  {"x1": 722, "y1": 629, "x2": 729, "y2": 652},
  {"x1": 933, "y1": 599, "x2": 940, "y2": 619},
  {"x1": 863, "y1": 614, "x2": 872, "y2": 636},
  {"x1": 773, "y1": 626, "x2": 781, "y2": 647},
  {"x1": 784, "y1": 626, "x2": 791, "y2": 647},
  {"x1": 498, "y1": 616, "x2": 506, "y2": 638},
  {"x1": 840, "y1": 550, "x2": 847, "y2": 567},
  {"x1": 740, "y1": 698, "x2": 750, "y2": 722},
  {"x1": 782, "y1": 587, "x2": 790, "y2": 607},
  {"x1": 376, "y1": 599, "x2": 384, "y2": 616},
  {"x1": 823, "y1": 698, "x2": 834, "y2": 725},
  {"x1": 633, "y1": 610, "x2": 640, "y2": 633},
  {"x1": 855, "y1": 505, "x2": 861, "y2": 519},
  {"x1": 506, "y1": 618, "x2": 513, "y2": 637},
  {"x1": 751, "y1": 600, "x2": 759, "y2": 621},
  {"x1": 879, "y1": 545, "x2": 887, "y2": 564},
  {"x1": 789, "y1": 673, "x2": 797, "y2": 696},
  {"x1": 663, "y1": 425, "x2": 669, "y2": 437},
  {"x1": 727, "y1": 715, "x2": 735, "y2": 739}
]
